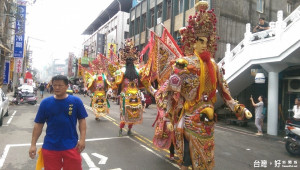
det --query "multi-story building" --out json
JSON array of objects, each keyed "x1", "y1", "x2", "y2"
[
  {"x1": 82, "y1": 0, "x2": 132, "y2": 64},
  {"x1": 129, "y1": 0, "x2": 300, "y2": 62},
  {"x1": 0, "y1": 0, "x2": 15, "y2": 87}
]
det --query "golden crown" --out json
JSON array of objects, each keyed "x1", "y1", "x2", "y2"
[
  {"x1": 179, "y1": 1, "x2": 219, "y2": 57},
  {"x1": 119, "y1": 38, "x2": 139, "y2": 63}
]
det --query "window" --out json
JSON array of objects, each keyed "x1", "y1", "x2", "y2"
[
  {"x1": 130, "y1": 21, "x2": 134, "y2": 36},
  {"x1": 150, "y1": 9, "x2": 155, "y2": 27},
  {"x1": 189, "y1": 0, "x2": 195, "y2": 9},
  {"x1": 178, "y1": 0, "x2": 183, "y2": 13},
  {"x1": 287, "y1": 2, "x2": 292, "y2": 14},
  {"x1": 157, "y1": 5, "x2": 162, "y2": 24},
  {"x1": 157, "y1": 5, "x2": 162, "y2": 18},
  {"x1": 256, "y1": 0, "x2": 264, "y2": 13},
  {"x1": 142, "y1": 14, "x2": 146, "y2": 31},
  {"x1": 124, "y1": 32, "x2": 129, "y2": 39},
  {"x1": 136, "y1": 17, "x2": 140, "y2": 34},
  {"x1": 166, "y1": 0, "x2": 171, "y2": 20}
]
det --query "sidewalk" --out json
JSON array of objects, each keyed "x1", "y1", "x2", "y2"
[{"x1": 217, "y1": 118, "x2": 286, "y2": 141}]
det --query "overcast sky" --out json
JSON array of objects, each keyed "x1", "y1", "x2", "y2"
[{"x1": 25, "y1": 0, "x2": 113, "y2": 71}]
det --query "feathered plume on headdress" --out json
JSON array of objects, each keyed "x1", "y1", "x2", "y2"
[
  {"x1": 179, "y1": 1, "x2": 219, "y2": 57},
  {"x1": 119, "y1": 38, "x2": 139, "y2": 64}
]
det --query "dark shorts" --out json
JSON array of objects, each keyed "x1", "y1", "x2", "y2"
[
  {"x1": 142, "y1": 101, "x2": 145, "y2": 106},
  {"x1": 182, "y1": 137, "x2": 192, "y2": 166}
]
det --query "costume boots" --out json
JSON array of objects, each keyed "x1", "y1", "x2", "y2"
[
  {"x1": 127, "y1": 128, "x2": 132, "y2": 136},
  {"x1": 119, "y1": 128, "x2": 123, "y2": 137}
]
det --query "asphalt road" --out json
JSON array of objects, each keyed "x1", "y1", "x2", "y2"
[{"x1": 0, "y1": 92, "x2": 299, "y2": 170}]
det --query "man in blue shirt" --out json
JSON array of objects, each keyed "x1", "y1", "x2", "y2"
[{"x1": 29, "y1": 75, "x2": 88, "y2": 170}]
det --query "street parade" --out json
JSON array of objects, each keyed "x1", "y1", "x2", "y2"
[{"x1": 1, "y1": 0, "x2": 300, "y2": 170}]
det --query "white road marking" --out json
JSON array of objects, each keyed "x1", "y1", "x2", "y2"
[
  {"x1": 0, "y1": 143, "x2": 43, "y2": 168},
  {"x1": 128, "y1": 137, "x2": 180, "y2": 169},
  {"x1": 92, "y1": 153, "x2": 108, "y2": 164},
  {"x1": 0, "y1": 135, "x2": 176, "y2": 169},
  {"x1": 6, "y1": 110, "x2": 17, "y2": 125},
  {"x1": 81, "y1": 153, "x2": 100, "y2": 170},
  {"x1": 85, "y1": 136, "x2": 128, "y2": 142}
]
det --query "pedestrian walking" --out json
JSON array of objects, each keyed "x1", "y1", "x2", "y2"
[
  {"x1": 39, "y1": 83, "x2": 45, "y2": 98},
  {"x1": 29, "y1": 75, "x2": 88, "y2": 170},
  {"x1": 250, "y1": 95, "x2": 264, "y2": 136},
  {"x1": 7, "y1": 80, "x2": 12, "y2": 93}
]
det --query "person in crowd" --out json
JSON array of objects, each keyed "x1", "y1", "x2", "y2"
[
  {"x1": 29, "y1": 75, "x2": 88, "y2": 170},
  {"x1": 250, "y1": 95, "x2": 264, "y2": 136},
  {"x1": 253, "y1": 17, "x2": 270, "y2": 33},
  {"x1": 169, "y1": 143, "x2": 175, "y2": 161},
  {"x1": 50, "y1": 84, "x2": 54, "y2": 94},
  {"x1": 39, "y1": 83, "x2": 45, "y2": 98},
  {"x1": 140, "y1": 89, "x2": 146, "y2": 112},
  {"x1": 292, "y1": 97, "x2": 300, "y2": 125},
  {"x1": 7, "y1": 80, "x2": 12, "y2": 93}
]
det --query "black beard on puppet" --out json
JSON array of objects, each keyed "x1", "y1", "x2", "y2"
[{"x1": 124, "y1": 58, "x2": 139, "y2": 81}]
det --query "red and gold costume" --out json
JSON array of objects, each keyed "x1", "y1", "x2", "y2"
[
  {"x1": 87, "y1": 73, "x2": 110, "y2": 120},
  {"x1": 115, "y1": 39, "x2": 144, "y2": 136},
  {"x1": 140, "y1": 2, "x2": 252, "y2": 169},
  {"x1": 80, "y1": 58, "x2": 111, "y2": 121}
]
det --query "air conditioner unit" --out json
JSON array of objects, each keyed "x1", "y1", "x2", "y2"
[
  {"x1": 157, "y1": 17, "x2": 162, "y2": 24},
  {"x1": 288, "y1": 79, "x2": 300, "y2": 92}
]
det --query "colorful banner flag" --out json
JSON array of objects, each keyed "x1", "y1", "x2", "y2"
[{"x1": 161, "y1": 27, "x2": 184, "y2": 58}]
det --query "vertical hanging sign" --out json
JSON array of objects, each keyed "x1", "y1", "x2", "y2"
[
  {"x1": 15, "y1": 58, "x2": 23, "y2": 73},
  {"x1": 13, "y1": 5, "x2": 26, "y2": 58},
  {"x1": 3, "y1": 61, "x2": 10, "y2": 84},
  {"x1": 9, "y1": 58, "x2": 14, "y2": 80}
]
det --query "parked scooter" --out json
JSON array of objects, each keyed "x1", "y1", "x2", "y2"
[
  {"x1": 12, "y1": 91, "x2": 37, "y2": 105},
  {"x1": 284, "y1": 119, "x2": 300, "y2": 156}
]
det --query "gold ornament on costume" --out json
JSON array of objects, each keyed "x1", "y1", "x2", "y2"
[
  {"x1": 119, "y1": 38, "x2": 139, "y2": 64},
  {"x1": 179, "y1": 1, "x2": 219, "y2": 56}
]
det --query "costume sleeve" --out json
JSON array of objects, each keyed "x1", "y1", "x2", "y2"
[
  {"x1": 34, "y1": 100, "x2": 47, "y2": 123},
  {"x1": 76, "y1": 98, "x2": 88, "y2": 119},
  {"x1": 216, "y1": 64, "x2": 251, "y2": 118}
]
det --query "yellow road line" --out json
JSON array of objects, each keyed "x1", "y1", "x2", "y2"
[
  {"x1": 105, "y1": 115, "x2": 116, "y2": 121},
  {"x1": 84, "y1": 105, "x2": 172, "y2": 156}
]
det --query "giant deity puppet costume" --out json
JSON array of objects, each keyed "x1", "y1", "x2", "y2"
[
  {"x1": 144, "y1": 1, "x2": 252, "y2": 169},
  {"x1": 88, "y1": 72, "x2": 110, "y2": 121},
  {"x1": 80, "y1": 56, "x2": 112, "y2": 122},
  {"x1": 115, "y1": 39, "x2": 145, "y2": 136}
]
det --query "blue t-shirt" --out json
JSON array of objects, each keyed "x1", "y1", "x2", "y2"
[{"x1": 34, "y1": 95, "x2": 88, "y2": 151}]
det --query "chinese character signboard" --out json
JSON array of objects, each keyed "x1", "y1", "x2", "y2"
[
  {"x1": 78, "y1": 58, "x2": 82, "y2": 77},
  {"x1": 97, "y1": 33, "x2": 105, "y2": 54},
  {"x1": 3, "y1": 61, "x2": 10, "y2": 84},
  {"x1": 9, "y1": 58, "x2": 14, "y2": 80},
  {"x1": 68, "y1": 53, "x2": 74, "y2": 77},
  {"x1": 13, "y1": 5, "x2": 26, "y2": 58},
  {"x1": 15, "y1": 58, "x2": 23, "y2": 73}
]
